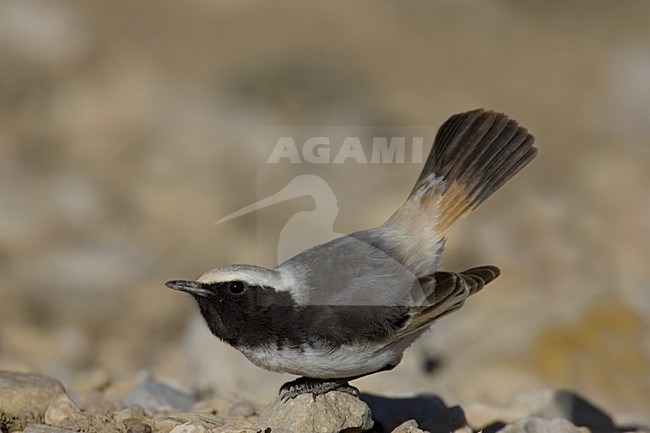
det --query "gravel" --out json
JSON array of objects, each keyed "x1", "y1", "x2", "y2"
[{"x1": 3, "y1": 369, "x2": 648, "y2": 433}]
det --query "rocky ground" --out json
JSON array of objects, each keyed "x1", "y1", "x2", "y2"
[
  {"x1": 1, "y1": 1, "x2": 649, "y2": 433},
  {"x1": 2, "y1": 370, "x2": 647, "y2": 433}
]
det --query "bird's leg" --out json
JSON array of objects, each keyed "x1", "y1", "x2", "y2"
[
  {"x1": 279, "y1": 364, "x2": 396, "y2": 401},
  {"x1": 279, "y1": 377, "x2": 360, "y2": 402}
]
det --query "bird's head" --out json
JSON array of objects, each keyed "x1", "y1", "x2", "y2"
[
  {"x1": 165, "y1": 264, "x2": 297, "y2": 345},
  {"x1": 165, "y1": 263, "x2": 295, "y2": 303}
]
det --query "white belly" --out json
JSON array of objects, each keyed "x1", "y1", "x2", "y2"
[{"x1": 238, "y1": 334, "x2": 421, "y2": 379}]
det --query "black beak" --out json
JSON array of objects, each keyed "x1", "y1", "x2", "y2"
[{"x1": 165, "y1": 280, "x2": 212, "y2": 297}]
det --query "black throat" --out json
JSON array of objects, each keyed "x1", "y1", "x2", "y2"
[
  {"x1": 194, "y1": 284, "x2": 300, "y2": 349},
  {"x1": 193, "y1": 284, "x2": 408, "y2": 351}
]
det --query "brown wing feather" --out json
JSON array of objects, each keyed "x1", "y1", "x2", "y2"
[{"x1": 394, "y1": 265, "x2": 500, "y2": 339}]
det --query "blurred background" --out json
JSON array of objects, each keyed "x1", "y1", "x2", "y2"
[{"x1": 0, "y1": 0, "x2": 648, "y2": 426}]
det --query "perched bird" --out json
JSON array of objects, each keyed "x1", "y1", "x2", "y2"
[{"x1": 166, "y1": 109, "x2": 537, "y2": 400}]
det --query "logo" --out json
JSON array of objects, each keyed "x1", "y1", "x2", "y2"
[{"x1": 216, "y1": 126, "x2": 434, "y2": 266}]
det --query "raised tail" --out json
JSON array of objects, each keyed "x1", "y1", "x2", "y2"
[
  {"x1": 423, "y1": 109, "x2": 537, "y2": 233},
  {"x1": 382, "y1": 109, "x2": 537, "y2": 274}
]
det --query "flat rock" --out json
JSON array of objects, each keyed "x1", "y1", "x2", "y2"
[
  {"x1": 390, "y1": 419, "x2": 427, "y2": 433},
  {"x1": 123, "y1": 381, "x2": 197, "y2": 412},
  {"x1": 44, "y1": 393, "x2": 120, "y2": 433},
  {"x1": 260, "y1": 391, "x2": 373, "y2": 433},
  {"x1": 168, "y1": 421, "x2": 210, "y2": 433},
  {"x1": 114, "y1": 405, "x2": 147, "y2": 426},
  {"x1": 192, "y1": 393, "x2": 262, "y2": 417},
  {"x1": 211, "y1": 420, "x2": 264, "y2": 432},
  {"x1": 126, "y1": 423, "x2": 153, "y2": 433},
  {"x1": 44, "y1": 393, "x2": 82, "y2": 427},
  {"x1": 151, "y1": 412, "x2": 224, "y2": 433},
  {"x1": 152, "y1": 415, "x2": 184, "y2": 433},
  {"x1": 22, "y1": 425, "x2": 77, "y2": 433},
  {"x1": 0, "y1": 370, "x2": 65, "y2": 432}
]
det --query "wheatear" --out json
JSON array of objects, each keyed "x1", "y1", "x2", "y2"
[{"x1": 167, "y1": 109, "x2": 537, "y2": 400}]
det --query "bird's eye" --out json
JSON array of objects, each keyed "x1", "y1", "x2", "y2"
[{"x1": 227, "y1": 281, "x2": 246, "y2": 295}]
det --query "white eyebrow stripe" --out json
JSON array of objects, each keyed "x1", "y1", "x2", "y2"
[{"x1": 196, "y1": 265, "x2": 290, "y2": 293}]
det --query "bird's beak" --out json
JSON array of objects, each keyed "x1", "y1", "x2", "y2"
[{"x1": 165, "y1": 280, "x2": 212, "y2": 297}]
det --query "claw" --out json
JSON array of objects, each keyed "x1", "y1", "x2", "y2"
[{"x1": 279, "y1": 377, "x2": 359, "y2": 401}]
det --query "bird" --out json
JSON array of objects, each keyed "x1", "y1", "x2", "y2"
[{"x1": 166, "y1": 108, "x2": 538, "y2": 401}]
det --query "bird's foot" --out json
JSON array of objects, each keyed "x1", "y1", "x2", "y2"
[{"x1": 279, "y1": 377, "x2": 359, "y2": 402}]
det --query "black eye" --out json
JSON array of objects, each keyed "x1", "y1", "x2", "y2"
[{"x1": 227, "y1": 281, "x2": 246, "y2": 295}]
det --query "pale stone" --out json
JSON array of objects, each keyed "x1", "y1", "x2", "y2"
[
  {"x1": 44, "y1": 393, "x2": 120, "y2": 433},
  {"x1": 44, "y1": 393, "x2": 81, "y2": 427},
  {"x1": 22, "y1": 425, "x2": 76, "y2": 433},
  {"x1": 0, "y1": 371, "x2": 65, "y2": 431},
  {"x1": 391, "y1": 419, "x2": 427, "y2": 433},
  {"x1": 497, "y1": 417, "x2": 583, "y2": 433},
  {"x1": 211, "y1": 420, "x2": 263, "y2": 432},
  {"x1": 260, "y1": 391, "x2": 373, "y2": 433},
  {"x1": 168, "y1": 421, "x2": 209, "y2": 433}
]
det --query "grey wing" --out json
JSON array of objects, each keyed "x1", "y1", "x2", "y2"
[
  {"x1": 276, "y1": 233, "x2": 498, "y2": 346},
  {"x1": 394, "y1": 265, "x2": 500, "y2": 339},
  {"x1": 277, "y1": 228, "x2": 426, "y2": 307}
]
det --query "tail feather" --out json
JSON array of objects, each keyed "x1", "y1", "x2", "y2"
[
  {"x1": 424, "y1": 109, "x2": 537, "y2": 234},
  {"x1": 471, "y1": 134, "x2": 537, "y2": 206},
  {"x1": 383, "y1": 109, "x2": 536, "y2": 276}
]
